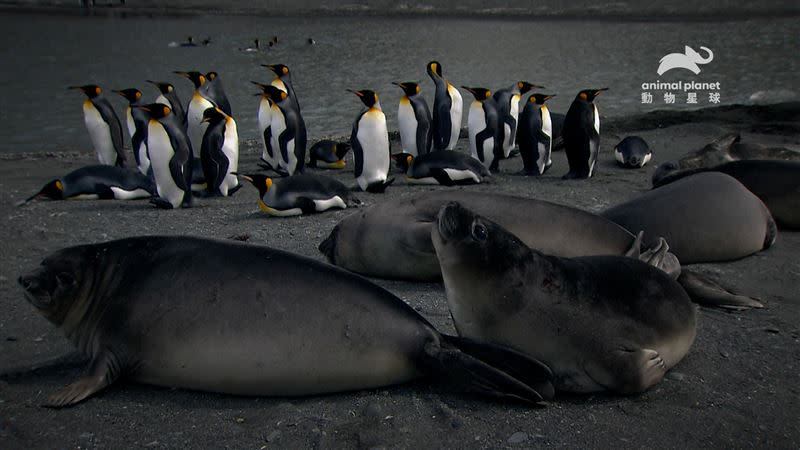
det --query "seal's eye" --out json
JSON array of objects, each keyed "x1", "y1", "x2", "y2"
[{"x1": 471, "y1": 223, "x2": 488, "y2": 242}]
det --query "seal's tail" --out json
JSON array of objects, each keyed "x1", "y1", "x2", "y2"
[{"x1": 421, "y1": 335, "x2": 554, "y2": 405}]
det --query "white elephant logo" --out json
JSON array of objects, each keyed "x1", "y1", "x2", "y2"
[{"x1": 657, "y1": 46, "x2": 714, "y2": 76}]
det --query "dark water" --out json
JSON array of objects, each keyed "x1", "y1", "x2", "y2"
[{"x1": 0, "y1": 12, "x2": 797, "y2": 153}]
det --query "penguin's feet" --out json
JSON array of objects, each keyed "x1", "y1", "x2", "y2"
[{"x1": 150, "y1": 197, "x2": 175, "y2": 209}]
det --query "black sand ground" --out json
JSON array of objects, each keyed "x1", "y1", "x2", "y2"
[{"x1": 0, "y1": 103, "x2": 798, "y2": 448}]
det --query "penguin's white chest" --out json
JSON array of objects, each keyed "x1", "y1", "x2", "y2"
[
  {"x1": 83, "y1": 101, "x2": 115, "y2": 165},
  {"x1": 593, "y1": 104, "x2": 600, "y2": 135},
  {"x1": 356, "y1": 110, "x2": 389, "y2": 188},
  {"x1": 503, "y1": 94, "x2": 521, "y2": 155},
  {"x1": 187, "y1": 93, "x2": 214, "y2": 153},
  {"x1": 270, "y1": 106, "x2": 297, "y2": 174},
  {"x1": 220, "y1": 118, "x2": 240, "y2": 194},
  {"x1": 125, "y1": 107, "x2": 136, "y2": 138},
  {"x1": 147, "y1": 121, "x2": 184, "y2": 208},
  {"x1": 446, "y1": 84, "x2": 463, "y2": 150},
  {"x1": 397, "y1": 98, "x2": 419, "y2": 156},
  {"x1": 467, "y1": 102, "x2": 493, "y2": 168}
]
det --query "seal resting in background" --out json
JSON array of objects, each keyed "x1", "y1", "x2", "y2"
[
  {"x1": 18, "y1": 236, "x2": 553, "y2": 407},
  {"x1": 432, "y1": 202, "x2": 697, "y2": 394}
]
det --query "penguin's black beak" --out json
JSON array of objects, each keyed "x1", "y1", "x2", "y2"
[
  {"x1": 595, "y1": 88, "x2": 609, "y2": 96},
  {"x1": 232, "y1": 173, "x2": 254, "y2": 184},
  {"x1": 348, "y1": 89, "x2": 364, "y2": 97}
]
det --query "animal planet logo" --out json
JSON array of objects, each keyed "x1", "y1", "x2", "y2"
[{"x1": 657, "y1": 46, "x2": 714, "y2": 75}]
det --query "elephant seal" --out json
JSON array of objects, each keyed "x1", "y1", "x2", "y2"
[
  {"x1": 432, "y1": 202, "x2": 697, "y2": 394},
  {"x1": 651, "y1": 133, "x2": 800, "y2": 186},
  {"x1": 603, "y1": 172, "x2": 777, "y2": 264},
  {"x1": 652, "y1": 160, "x2": 800, "y2": 229},
  {"x1": 18, "y1": 236, "x2": 552, "y2": 407}
]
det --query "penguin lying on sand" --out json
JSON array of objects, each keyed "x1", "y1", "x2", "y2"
[
  {"x1": 392, "y1": 151, "x2": 490, "y2": 186},
  {"x1": 21, "y1": 165, "x2": 154, "y2": 204},
  {"x1": 238, "y1": 173, "x2": 361, "y2": 217}
]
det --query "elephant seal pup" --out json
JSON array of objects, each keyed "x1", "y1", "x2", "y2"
[
  {"x1": 602, "y1": 172, "x2": 777, "y2": 264},
  {"x1": 652, "y1": 160, "x2": 800, "y2": 229},
  {"x1": 18, "y1": 236, "x2": 552, "y2": 407},
  {"x1": 432, "y1": 202, "x2": 697, "y2": 394},
  {"x1": 651, "y1": 133, "x2": 800, "y2": 186}
]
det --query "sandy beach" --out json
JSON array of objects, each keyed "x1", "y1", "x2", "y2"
[{"x1": 1, "y1": 103, "x2": 798, "y2": 448}]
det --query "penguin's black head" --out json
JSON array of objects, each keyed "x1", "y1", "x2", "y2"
[
  {"x1": 238, "y1": 173, "x2": 272, "y2": 198},
  {"x1": 173, "y1": 71, "x2": 206, "y2": 89},
  {"x1": 529, "y1": 93, "x2": 555, "y2": 105},
  {"x1": 146, "y1": 80, "x2": 174, "y2": 95},
  {"x1": 201, "y1": 107, "x2": 226, "y2": 124},
  {"x1": 391, "y1": 152, "x2": 414, "y2": 172},
  {"x1": 576, "y1": 88, "x2": 608, "y2": 102},
  {"x1": 427, "y1": 61, "x2": 443, "y2": 78},
  {"x1": 252, "y1": 82, "x2": 288, "y2": 103},
  {"x1": 206, "y1": 71, "x2": 219, "y2": 81},
  {"x1": 69, "y1": 84, "x2": 102, "y2": 99},
  {"x1": 461, "y1": 86, "x2": 492, "y2": 101},
  {"x1": 349, "y1": 89, "x2": 379, "y2": 108},
  {"x1": 392, "y1": 82, "x2": 421, "y2": 97},
  {"x1": 25, "y1": 179, "x2": 65, "y2": 203},
  {"x1": 137, "y1": 103, "x2": 172, "y2": 120},
  {"x1": 517, "y1": 81, "x2": 544, "y2": 95},
  {"x1": 263, "y1": 64, "x2": 290, "y2": 78},
  {"x1": 113, "y1": 88, "x2": 143, "y2": 104},
  {"x1": 334, "y1": 142, "x2": 351, "y2": 160}
]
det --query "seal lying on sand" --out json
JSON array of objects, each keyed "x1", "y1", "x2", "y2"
[
  {"x1": 651, "y1": 133, "x2": 800, "y2": 186},
  {"x1": 651, "y1": 160, "x2": 800, "y2": 229},
  {"x1": 432, "y1": 202, "x2": 697, "y2": 394},
  {"x1": 18, "y1": 236, "x2": 552, "y2": 407}
]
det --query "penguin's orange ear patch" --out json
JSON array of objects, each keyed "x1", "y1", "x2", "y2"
[
  {"x1": 415, "y1": 84, "x2": 421, "y2": 94},
  {"x1": 162, "y1": 105, "x2": 171, "y2": 116},
  {"x1": 580, "y1": 92, "x2": 588, "y2": 101},
  {"x1": 265, "y1": 178, "x2": 273, "y2": 190},
  {"x1": 55, "y1": 180, "x2": 64, "y2": 191},
  {"x1": 282, "y1": 67, "x2": 289, "y2": 75}
]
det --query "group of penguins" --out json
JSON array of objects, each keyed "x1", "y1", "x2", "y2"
[{"x1": 26, "y1": 60, "x2": 654, "y2": 215}]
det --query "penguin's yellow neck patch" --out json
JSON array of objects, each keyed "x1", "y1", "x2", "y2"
[
  {"x1": 258, "y1": 199, "x2": 273, "y2": 214},
  {"x1": 541, "y1": 105, "x2": 549, "y2": 114},
  {"x1": 399, "y1": 97, "x2": 411, "y2": 105}
]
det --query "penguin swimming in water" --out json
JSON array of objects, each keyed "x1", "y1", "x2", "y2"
[
  {"x1": 174, "y1": 70, "x2": 213, "y2": 155},
  {"x1": 138, "y1": 103, "x2": 193, "y2": 209},
  {"x1": 349, "y1": 89, "x2": 393, "y2": 193},
  {"x1": 493, "y1": 81, "x2": 542, "y2": 158},
  {"x1": 203, "y1": 71, "x2": 232, "y2": 116},
  {"x1": 308, "y1": 140, "x2": 351, "y2": 169},
  {"x1": 69, "y1": 84, "x2": 128, "y2": 168},
  {"x1": 147, "y1": 80, "x2": 186, "y2": 129},
  {"x1": 113, "y1": 88, "x2": 151, "y2": 176},
  {"x1": 463, "y1": 86, "x2": 502, "y2": 172},
  {"x1": 614, "y1": 136, "x2": 652, "y2": 168},
  {"x1": 393, "y1": 81, "x2": 432, "y2": 157},
  {"x1": 200, "y1": 107, "x2": 241, "y2": 197},
  {"x1": 253, "y1": 83, "x2": 306, "y2": 176},
  {"x1": 518, "y1": 93, "x2": 556, "y2": 176},
  {"x1": 21, "y1": 165, "x2": 155, "y2": 204},
  {"x1": 238, "y1": 173, "x2": 360, "y2": 217},
  {"x1": 563, "y1": 88, "x2": 608, "y2": 179},
  {"x1": 393, "y1": 150, "x2": 490, "y2": 186},
  {"x1": 427, "y1": 61, "x2": 463, "y2": 151}
]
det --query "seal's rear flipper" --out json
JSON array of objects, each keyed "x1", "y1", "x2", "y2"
[
  {"x1": 679, "y1": 270, "x2": 764, "y2": 310},
  {"x1": 44, "y1": 351, "x2": 124, "y2": 408},
  {"x1": 422, "y1": 335, "x2": 554, "y2": 404}
]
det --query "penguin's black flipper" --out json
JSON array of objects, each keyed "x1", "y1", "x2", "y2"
[
  {"x1": 94, "y1": 185, "x2": 115, "y2": 200},
  {"x1": 428, "y1": 168, "x2": 456, "y2": 186},
  {"x1": 227, "y1": 183, "x2": 243, "y2": 196},
  {"x1": 150, "y1": 197, "x2": 174, "y2": 209},
  {"x1": 93, "y1": 97, "x2": 128, "y2": 168},
  {"x1": 295, "y1": 197, "x2": 317, "y2": 215}
]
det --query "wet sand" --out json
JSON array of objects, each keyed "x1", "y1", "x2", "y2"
[{"x1": 0, "y1": 103, "x2": 798, "y2": 448}]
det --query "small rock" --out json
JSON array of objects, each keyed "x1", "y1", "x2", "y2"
[
  {"x1": 144, "y1": 441, "x2": 159, "y2": 448},
  {"x1": 719, "y1": 350, "x2": 729, "y2": 358},
  {"x1": 264, "y1": 430, "x2": 281, "y2": 442},
  {"x1": 508, "y1": 432, "x2": 528, "y2": 444},
  {"x1": 33, "y1": 336, "x2": 43, "y2": 342},
  {"x1": 5, "y1": 336, "x2": 17, "y2": 342},
  {"x1": 79, "y1": 432, "x2": 94, "y2": 440},
  {"x1": 765, "y1": 327, "x2": 780, "y2": 334},
  {"x1": 666, "y1": 371, "x2": 686, "y2": 381},
  {"x1": 235, "y1": 417, "x2": 245, "y2": 424}
]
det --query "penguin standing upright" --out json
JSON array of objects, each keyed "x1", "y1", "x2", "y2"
[
  {"x1": 518, "y1": 93, "x2": 556, "y2": 176},
  {"x1": 253, "y1": 82, "x2": 278, "y2": 171},
  {"x1": 138, "y1": 103, "x2": 193, "y2": 209},
  {"x1": 393, "y1": 81, "x2": 432, "y2": 157},
  {"x1": 254, "y1": 83, "x2": 306, "y2": 176},
  {"x1": 199, "y1": 107, "x2": 241, "y2": 197},
  {"x1": 426, "y1": 61, "x2": 462, "y2": 151},
  {"x1": 349, "y1": 89, "x2": 393, "y2": 193},
  {"x1": 463, "y1": 86, "x2": 502, "y2": 172},
  {"x1": 203, "y1": 71, "x2": 232, "y2": 116},
  {"x1": 69, "y1": 84, "x2": 128, "y2": 167},
  {"x1": 113, "y1": 88, "x2": 151, "y2": 176},
  {"x1": 147, "y1": 80, "x2": 186, "y2": 129},
  {"x1": 562, "y1": 88, "x2": 608, "y2": 179},
  {"x1": 174, "y1": 71, "x2": 213, "y2": 155},
  {"x1": 492, "y1": 81, "x2": 542, "y2": 158},
  {"x1": 263, "y1": 64, "x2": 307, "y2": 169}
]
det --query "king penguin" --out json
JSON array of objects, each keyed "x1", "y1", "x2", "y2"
[
  {"x1": 518, "y1": 93, "x2": 556, "y2": 176},
  {"x1": 253, "y1": 83, "x2": 306, "y2": 176},
  {"x1": 199, "y1": 107, "x2": 241, "y2": 197},
  {"x1": 393, "y1": 81, "x2": 432, "y2": 157},
  {"x1": 493, "y1": 81, "x2": 542, "y2": 158},
  {"x1": 69, "y1": 84, "x2": 128, "y2": 167},
  {"x1": 350, "y1": 89, "x2": 393, "y2": 193},
  {"x1": 138, "y1": 103, "x2": 193, "y2": 209},
  {"x1": 426, "y1": 61, "x2": 462, "y2": 151},
  {"x1": 463, "y1": 86, "x2": 502, "y2": 172},
  {"x1": 253, "y1": 82, "x2": 278, "y2": 172},
  {"x1": 563, "y1": 88, "x2": 608, "y2": 179},
  {"x1": 113, "y1": 88, "x2": 151, "y2": 176},
  {"x1": 147, "y1": 80, "x2": 186, "y2": 129},
  {"x1": 174, "y1": 71, "x2": 213, "y2": 157},
  {"x1": 263, "y1": 64, "x2": 307, "y2": 167},
  {"x1": 203, "y1": 71, "x2": 232, "y2": 116}
]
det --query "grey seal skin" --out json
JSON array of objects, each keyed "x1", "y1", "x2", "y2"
[
  {"x1": 22, "y1": 165, "x2": 155, "y2": 204},
  {"x1": 432, "y1": 202, "x2": 697, "y2": 394},
  {"x1": 18, "y1": 236, "x2": 554, "y2": 408},
  {"x1": 602, "y1": 172, "x2": 777, "y2": 264},
  {"x1": 651, "y1": 133, "x2": 800, "y2": 185},
  {"x1": 651, "y1": 160, "x2": 800, "y2": 229},
  {"x1": 614, "y1": 136, "x2": 652, "y2": 168}
]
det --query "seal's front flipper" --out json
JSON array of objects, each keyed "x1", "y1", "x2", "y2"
[
  {"x1": 679, "y1": 270, "x2": 764, "y2": 310},
  {"x1": 422, "y1": 335, "x2": 554, "y2": 404},
  {"x1": 44, "y1": 351, "x2": 124, "y2": 408}
]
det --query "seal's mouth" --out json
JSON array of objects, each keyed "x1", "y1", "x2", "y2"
[
  {"x1": 436, "y1": 202, "x2": 472, "y2": 242},
  {"x1": 18, "y1": 271, "x2": 52, "y2": 309}
]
